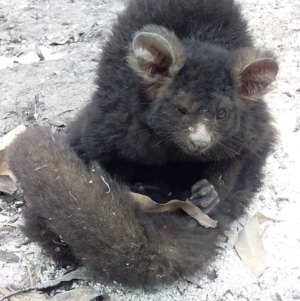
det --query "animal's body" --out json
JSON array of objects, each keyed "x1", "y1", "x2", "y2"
[{"x1": 8, "y1": 0, "x2": 278, "y2": 288}]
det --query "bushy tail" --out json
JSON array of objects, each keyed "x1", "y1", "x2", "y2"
[{"x1": 7, "y1": 127, "x2": 220, "y2": 288}]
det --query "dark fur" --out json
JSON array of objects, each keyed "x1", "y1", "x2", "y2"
[
  {"x1": 8, "y1": 0, "x2": 278, "y2": 289},
  {"x1": 8, "y1": 127, "x2": 220, "y2": 288}
]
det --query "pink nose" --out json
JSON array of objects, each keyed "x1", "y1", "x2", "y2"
[{"x1": 188, "y1": 125, "x2": 211, "y2": 151}]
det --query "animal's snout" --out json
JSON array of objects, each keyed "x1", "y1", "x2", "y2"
[{"x1": 188, "y1": 124, "x2": 211, "y2": 151}]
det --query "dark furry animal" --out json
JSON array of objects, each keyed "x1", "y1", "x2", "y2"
[
  {"x1": 8, "y1": 0, "x2": 278, "y2": 289},
  {"x1": 8, "y1": 127, "x2": 220, "y2": 288}
]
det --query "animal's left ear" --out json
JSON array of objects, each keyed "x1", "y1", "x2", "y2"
[{"x1": 231, "y1": 48, "x2": 278, "y2": 100}]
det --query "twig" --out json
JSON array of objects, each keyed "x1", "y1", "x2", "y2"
[
  {"x1": 21, "y1": 252, "x2": 34, "y2": 287},
  {"x1": 0, "y1": 288, "x2": 32, "y2": 301}
]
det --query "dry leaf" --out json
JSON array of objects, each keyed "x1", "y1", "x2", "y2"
[
  {"x1": 234, "y1": 212, "x2": 275, "y2": 277},
  {"x1": 16, "y1": 291, "x2": 46, "y2": 301},
  {"x1": 0, "y1": 175, "x2": 17, "y2": 195},
  {"x1": 1, "y1": 219, "x2": 25, "y2": 229},
  {"x1": 47, "y1": 287, "x2": 107, "y2": 301},
  {"x1": 15, "y1": 51, "x2": 40, "y2": 65},
  {"x1": 0, "y1": 287, "x2": 46, "y2": 301},
  {"x1": 0, "y1": 148, "x2": 15, "y2": 180},
  {"x1": 256, "y1": 212, "x2": 280, "y2": 223},
  {"x1": 185, "y1": 275, "x2": 203, "y2": 286},
  {"x1": 0, "y1": 269, "x2": 93, "y2": 301},
  {"x1": 50, "y1": 37, "x2": 70, "y2": 45},
  {"x1": 73, "y1": 31, "x2": 80, "y2": 42},
  {"x1": 21, "y1": 253, "x2": 34, "y2": 287},
  {"x1": 0, "y1": 56, "x2": 14, "y2": 69},
  {"x1": 34, "y1": 45, "x2": 45, "y2": 61},
  {"x1": 0, "y1": 215, "x2": 9, "y2": 223},
  {"x1": 34, "y1": 268, "x2": 92, "y2": 290},
  {"x1": 0, "y1": 125, "x2": 27, "y2": 194},
  {"x1": 0, "y1": 250, "x2": 20, "y2": 263},
  {"x1": 131, "y1": 192, "x2": 217, "y2": 228},
  {"x1": 0, "y1": 126, "x2": 26, "y2": 194},
  {"x1": 0, "y1": 287, "x2": 12, "y2": 295},
  {"x1": 0, "y1": 125, "x2": 27, "y2": 151}
]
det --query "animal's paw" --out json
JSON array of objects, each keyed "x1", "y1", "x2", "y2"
[{"x1": 188, "y1": 179, "x2": 220, "y2": 215}]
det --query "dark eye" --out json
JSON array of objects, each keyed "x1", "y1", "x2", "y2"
[
  {"x1": 217, "y1": 109, "x2": 228, "y2": 120},
  {"x1": 176, "y1": 107, "x2": 187, "y2": 115}
]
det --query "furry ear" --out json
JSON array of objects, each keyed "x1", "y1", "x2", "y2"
[
  {"x1": 239, "y1": 58, "x2": 278, "y2": 96},
  {"x1": 133, "y1": 32, "x2": 176, "y2": 77},
  {"x1": 231, "y1": 48, "x2": 278, "y2": 100},
  {"x1": 127, "y1": 25, "x2": 186, "y2": 97}
]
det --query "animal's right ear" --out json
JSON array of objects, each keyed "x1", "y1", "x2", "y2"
[
  {"x1": 132, "y1": 32, "x2": 175, "y2": 78},
  {"x1": 127, "y1": 26, "x2": 186, "y2": 97}
]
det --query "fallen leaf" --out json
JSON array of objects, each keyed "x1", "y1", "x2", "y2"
[
  {"x1": 0, "y1": 175, "x2": 17, "y2": 194},
  {"x1": 18, "y1": 291, "x2": 46, "y2": 301},
  {"x1": 0, "y1": 151, "x2": 14, "y2": 180},
  {"x1": 1, "y1": 219, "x2": 25, "y2": 229},
  {"x1": 49, "y1": 37, "x2": 70, "y2": 45},
  {"x1": 0, "y1": 287, "x2": 46, "y2": 301},
  {"x1": 0, "y1": 269, "x2": 93, "y2": 301},
  {"x1": 0, "y1": 56, "x2": 14, "y2": 69},
  {"x1": 73, "y1": 31, "x2": 80, "y2": 42},
  {"x1": 234, "y1": 212, "x2": 276, "y2": 277},
  {"x1": 131, "y1": 192, "x2": 217, "y2": 228},
  {"x1": 185, "y1": 275, "x2": 203, "y2": 286},
  {"x1": 35, "y1": 268, "x2": 92, "y2": 290},
  {"x1": 0, "y1": 250, "x2": 20, "y2": 263},
  {"x1": 49, "y1": 119, "x2": 66, "y2": 128},
  {"x1": 47, "y1": 287, "x2": 108, "y2": 301},
  {"x1": 37, "y1": 46, "x2": 66, "y2": 61},
  {"x1": 0, "y1": 214, "x2": 9, "y2": 223},
  {"x1": 15, "y1": 51, "x2": 41, "y2": 65},
  {"x1": 21, "y1": 252, "x2": 34, "y2": 287},
  {"x1": 0, "y1": 287, "x2": 12, "y2": 295},
  {"x1": 0, "y1": 125, "x2": 27, "y2": 151},
  {"x1": 0, "y1": 125, "x2": 27, "y2": 193},
  {"x1": 34, "y1": 45, "x2": 45, "y2": 61}
]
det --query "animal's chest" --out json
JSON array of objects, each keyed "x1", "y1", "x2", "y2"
[{"x1": 104, "y1": 159, "x2": 211, "y2": 202}]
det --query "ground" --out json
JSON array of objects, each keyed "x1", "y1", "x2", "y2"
[{"x1": 0, "y1": 0, "x2": 299, "y2": 300}]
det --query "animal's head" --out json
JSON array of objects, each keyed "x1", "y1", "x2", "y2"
[{"x1": 127, "y1": 25, "x2": 278, "y2": 158}]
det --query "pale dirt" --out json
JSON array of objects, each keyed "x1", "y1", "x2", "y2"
[{"x1": 0, "y1": 0, "x2": 299, "y2": 300}]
